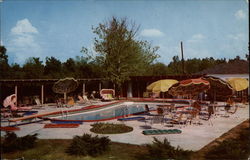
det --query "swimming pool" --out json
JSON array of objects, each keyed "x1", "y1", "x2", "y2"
[{"x1": 42, "y1": 99, "x2": 192, "y2": 122}]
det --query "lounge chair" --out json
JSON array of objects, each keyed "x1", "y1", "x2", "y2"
[
  {"x1": 151, "y1": 92, "x2": 160, "y2": 98},
  {"x1": 77, "y1": 95, "x2": 91, "y2": 104},
  {"x1": 33, "y1": 98, "x2": 44, "y2": 109},
  {"x1": 117, "y1": 116, "x2": 145, "y2": 121},
  {"x1": 100, "y1": 89, "x2": 115, "y2": 101},
  {"x1": 66, "y1": 97, "x2": 75, "y2": 107}
]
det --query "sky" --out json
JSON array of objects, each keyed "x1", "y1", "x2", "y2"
[{"x1": 0, "y1": 0, "x2": 249, "y2": 65}]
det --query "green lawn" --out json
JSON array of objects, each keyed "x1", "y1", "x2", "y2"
[{"x1": 2, "y1": 139, "x2": 148, "y2": 160}]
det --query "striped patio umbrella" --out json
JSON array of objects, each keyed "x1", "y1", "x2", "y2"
[
  {"x1": 168, "y1": 78, "x2": 210, "y2": 97},
  {"x1": 202, "y1": 76, "x2": 234, "y2": 100}
]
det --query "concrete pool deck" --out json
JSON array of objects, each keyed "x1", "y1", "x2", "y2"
[{"x1": 1, "y1": 101, "x2": 249, "y2": 151}]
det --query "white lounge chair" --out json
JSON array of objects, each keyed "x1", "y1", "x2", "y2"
[{"x1": 100, "y1": 89, "x2": 115, "y2": 101}]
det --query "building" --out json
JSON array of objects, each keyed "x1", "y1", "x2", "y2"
[{"x1": 197, "y1": 60, "x2": 249, "y2": 99}]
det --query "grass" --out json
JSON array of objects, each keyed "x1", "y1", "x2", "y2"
[
  {"x1": 90, "y1": 122, "x2": 133, "y2": 134},
  {"x1": 1, "y1": 139, "x2": 148, "y2": 160},
  {"x1": 204, "y1": 127, "x2": 250, "y2": 160}
]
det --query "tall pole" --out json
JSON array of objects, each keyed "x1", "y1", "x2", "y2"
[
  {"x1": 41, "y1": 85, "x2": 44, "y2": 105},
  {"x1": 99, "y1": 82, "x2": 102, "y2": 92},
  {"x1": 82, "y1": 83, "x2": 85, "y2": 95},
  {"x1": 15, "y1": 85, "x2": 18, "y2": 106},
  {"x1": 181, "y1": 41, "x2": 185, "y2": 74}
]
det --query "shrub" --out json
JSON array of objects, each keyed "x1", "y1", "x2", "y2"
[
  {"x1": 145, "y1": 137, "x2": 193, "y2": 160},
  {"x1": 1, "y1": 132, "x2": 38, "y2": 153},
  {"x1": 66, "y1": 133, "x2": 111, "y2": 157},
  {"x1": 205, "y1": 128, "x2": 250, "y2": 160},
  {"x1": 90, "y1": 123, "x2": 133, "y2": 134}
]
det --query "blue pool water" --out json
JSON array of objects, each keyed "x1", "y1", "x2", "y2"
[{"x1": 57, "y1": 104, "x2": 146, "y2": 121}]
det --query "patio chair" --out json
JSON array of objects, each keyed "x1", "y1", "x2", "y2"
[
  {"x1": 227, "y1": 105, "x2": 239, "y2": 119},
  {"x1": 56, "y1": 98, "x2": 64, "y2": 108},
  {"x1": 172, "y1": 113, "x2": 187, "y2": 128},
  {"x1": 143, "y1": 92, "x2": 150, "y2": 98},
  {"x1": 100, "y1": 89, "x2": 115, "y2": 101},
  {"x1": 148, "y1": 108, "x2": 163, "y2": 124},
  {"x1": 187, "y1": 109, "x2": 201, "y2": 125},
  {"x1": 1, "y1": 106, "x2": 26, "y2": 119},
  {"x1": 1, "y1": 108, "x2": 13, "y2": 119}
]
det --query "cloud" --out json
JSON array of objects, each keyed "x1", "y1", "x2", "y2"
[
  {"x1": 8, "y1": 18, "x2": 42, "y2": 64},
  {"x1": 140, "y1": 29, "x2": 164, "y2": 37},
  {"x1": 235, "y1": 10, "x2": 246, "y2": 20},
  {"x1": 228, "y1": 33, "x2": 245, "y2": 41},
  {"x1": 187, "y1": 34, "x2": 205, "y2": 43},
  {"x1": 11, "y1": 19, "x2": 39, "y2": 35}
]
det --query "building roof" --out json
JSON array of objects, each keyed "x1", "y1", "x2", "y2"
[{"x1": 197, "y1": 60, "x2": 249, "y2": 74}]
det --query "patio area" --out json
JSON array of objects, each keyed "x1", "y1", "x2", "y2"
[{"x1": 1, "y1": 101, "x2": 248, "y2": 151}]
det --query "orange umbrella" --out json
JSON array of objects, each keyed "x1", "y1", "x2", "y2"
[{"x1": 168, "y1": 78, "x2": 210, "y2": 97}]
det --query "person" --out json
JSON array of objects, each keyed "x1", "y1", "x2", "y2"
[
  {"x1": 193, "y1": 101, "x2": 201, "y2": 112},
  {"x1": 90, "y1": 91, "x2": 96, "y2": 99},
  {"x1": 3, "y1": 94, "x2": 32, "y2": 111},
  {"x1": 224, "y1": 104, "x2": 231, "y2": 113},
  {"x1": 225, "y1": 98, "x2": 233, "y2": 112},
  {"x1": 208, "y1": 104, "x2": 214, "y2": 119},
  {"x1": 144, "y1": 104, "x2": 150, "y2": 113},
  {"x1": 157, "y1": 107, "x2": 164, "y2": 115}
]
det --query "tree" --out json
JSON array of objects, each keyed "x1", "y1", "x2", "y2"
[
  {"x1": 44, "y1": 56, "x2": 63, "y2": 78},
  {"x1": 10, "y1": 63, "x2": 24, "y2": 79},
  {"x1": 147, "y1": 62, "x2": 168, "y2": 76},
  {"x1": 0, "y1": 46, "x2": 8, "y2": 62},
  {"x1": 166, "y1": 56, "x2": 182, "y2": 75},
  {"x1": 23, "y1": 57, "x2": 44, "y2": 78},
  {"x1": 82, "y1": 17, "x2": 159, "y2": 96},
  {"x1": 63, "y1": 58, "x2": 76, "y2": 77},
  {"x1": 0, "y1": 46, "x2": 10, "y2": 79},
  {"x1": 245, "y1": 54, "x2": 249, "y2": 61}
]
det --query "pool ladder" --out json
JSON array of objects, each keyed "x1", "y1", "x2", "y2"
[
  {"x1": 123, "y1": 105, "x2": 129, "y2": 117},
  {"x1": 61, "y1": 110, "x2": 69, "y2": 119}
]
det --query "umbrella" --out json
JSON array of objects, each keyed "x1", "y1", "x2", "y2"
[
  {"x1": 52, "y1": 77, "x2": 78, "y2": 101},
  {"x1": 202, "y1": 76, "x2": 234, "y2": 100},
  {"x1": 146, "y1": 79, "x2": 178, "y2": 93},
  {"x1": 3, "y1": 94, "x2": 16, "y2": 108},
  {"x1": 227, "y1": 78, "x2": 249, "y2": 91},
  {"x1": 168, "y1": 78, "x2": 210, "y2": 98}
]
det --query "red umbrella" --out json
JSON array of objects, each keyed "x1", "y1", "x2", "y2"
[{"x1": 168, "y1": 78, "x2": 210, "y2": 97}]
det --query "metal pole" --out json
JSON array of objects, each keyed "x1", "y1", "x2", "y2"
[
  {"x1": 181, "y1": 41, "x2": 185, "y2": 74},
  {"x1": 82, "y1": 83, "x2": 85, "y2": 95},
  {"x1": 15, "y1": 85, "x2": 18, "y2": 106},
  {"x1": 99, "y1": 82, "x2": 102, "y2": 92},
  {"x1": 41, "y1": 85, "x2": 44, "y2": 105}
]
